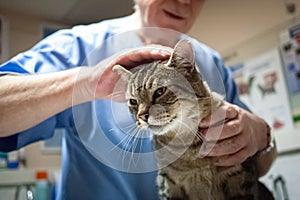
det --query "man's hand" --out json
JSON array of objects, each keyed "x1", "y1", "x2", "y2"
[
  {"x1": 77, "y1": 47, "x2": 171, "y2": 103},
  {"x1": 199, "y1": 102, "x2": 271, "y2": 167}
]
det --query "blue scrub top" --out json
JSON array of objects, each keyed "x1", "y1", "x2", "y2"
[{"x1": 0, "y1": 15, "x2": 247, "y2": 200}]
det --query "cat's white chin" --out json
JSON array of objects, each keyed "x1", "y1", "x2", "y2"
[
  {"x1": 149, "y1": 119, "x2": 178, "y2": 136},
  {"x1": 150, "y1": 115, "x2": 179, "y2": 135},
  {"x1": 138, "y1": 116, "x2": 189, "y2": 136},
  {"x1": 136, "y1": 125, "x2": 168, "y2": 136},
  {"x1": 149, "y1": 125, "x2": 165, "y2": 135}
]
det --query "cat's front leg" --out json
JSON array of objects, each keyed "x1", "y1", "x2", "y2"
[
  {"x1": 157, "y1": 171, "x2": 187, "y2": 200},
  {"x1": 157, "y1": 171, "x2": 171, "y2": 200}
]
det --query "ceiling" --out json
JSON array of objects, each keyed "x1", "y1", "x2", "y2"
[
  {"x1": 0, "y1": 0, "x2": 134, "y2": 25},
  {"x1": 0, "y1": 0, "x2": 299, "y2": 55}
]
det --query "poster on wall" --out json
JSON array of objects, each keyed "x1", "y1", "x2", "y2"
[
  {"x1": 280, "y1": 23, "x2": 300, "y2": 127},
  {"x1": 0, "y1": 16, "x2": 9, "y2": 64},
  {"x1": 231, "y1": 49, "x2": 294, "y2": 135}
]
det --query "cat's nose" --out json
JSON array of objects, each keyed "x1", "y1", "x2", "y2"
[{"x1": 139, "y1": 113, "x2": 149, "y2": 122}]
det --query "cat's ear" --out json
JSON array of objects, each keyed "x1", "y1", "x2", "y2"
[
  {"x1": 113, "y1": 65, "x2": 132, "y2": 81},
  {"x1": 166, "y1": 39, "x2": 195, "y2": 74}
]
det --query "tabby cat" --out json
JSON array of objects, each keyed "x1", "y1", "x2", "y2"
[{"x1": 113, "y1": 40, "x2": 274, "y2": 200}]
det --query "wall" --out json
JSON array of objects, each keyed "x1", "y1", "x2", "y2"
[
  {"x1": 189, "y1": 0, "x2": 300, "y2": 60},
  {"x1": 0, "y1": 10, "x2": 41, "y2": 60},
  {"x1": 218, "y1": 16, "x2": 300, "y2": 67}
]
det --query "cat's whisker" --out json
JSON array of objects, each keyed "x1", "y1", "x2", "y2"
[
  {"x1": 110, "y1": 91, "x2": 126, "y2": 98},
  {"x1": 110, "y1": 129, "x2": 136, "y2": 169},
  {"x1": 119, "y1": 124, "x2": 139, "y2": 135},
  {"x1": 108, "y1": 123, "x2": 136, "y2": 136},
  {"x1": 129, "y1": 129, "x2": 144, "y2": 167},
  {"x1": 176, "y1": 119, "x2": 204, "y2": 144},
  {"x1": 180, "y1": 119, "x2": 204, "y2": 141},
  {"x1": 122, "y1": 126, "x2": 141, "y2": 153},
  {"x1": 121, "y1": 132, "x2": 136, "y2": 166},
  {"x1": 196, "y1": 130, "x2": 206, "y2": 142},
  {"x1": 124, "y1": 127, "x2": 143, "y2": 168},
  {"x1": 180, "y1": 117, "x2": 206, "y2": 142},
  {"x1": 129, "y1": 129, "x2": 140, "y2": 158},
  {"x1": 179, "y1": 110, "x2": 205, "y2": 142},
  {"x1": 175, "y1": 130, "x2": 189, "y2": 148},
  {"x1": 110, "y1": 124, "x2": 138, "y2": 151},
  {"x1": 137, "y1": 131, "x2": 144, "y2": 162},
  {"x1": 122, "y1": 128, "x2": 137, "y2": 153}
]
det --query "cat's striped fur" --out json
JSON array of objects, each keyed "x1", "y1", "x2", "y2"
[{"x1": 113, "y1": 40, "x2": 274, "y2": 200}]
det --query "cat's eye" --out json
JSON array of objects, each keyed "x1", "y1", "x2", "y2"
[
  {"x1": 153, "y1": 87, "x2": 167, "y2": 99},
  {"x1": 129, "y1": 99, "x2": 138, "y2": 106}
]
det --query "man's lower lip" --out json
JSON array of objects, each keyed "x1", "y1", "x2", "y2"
[{"x1": 163, "y1": 10, "x2": 185, "y2": 20}]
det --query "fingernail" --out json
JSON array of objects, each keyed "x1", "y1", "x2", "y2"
[
  {"x1": 159, "y1": 50, "x2": 171, "y2": 55},
  {"x1": 150, "y1": 49, "x2": 160, "y2": 53}
]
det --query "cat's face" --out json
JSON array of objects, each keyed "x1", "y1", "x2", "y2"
[
  {"x1": 114, "y1": 40, "x2": 205, "y2": 136},
  {"x1": 126, "y1": 64, "x2": 187, "y2": 135}
]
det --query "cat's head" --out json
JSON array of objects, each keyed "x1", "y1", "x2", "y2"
[{"x1": 113, "y1": 40, "x2": 210, "y2": 136}]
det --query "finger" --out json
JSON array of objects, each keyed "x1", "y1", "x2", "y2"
[
  {"x1": 109, "y1": 77, "x2": 127, "y2": 102},
  {"x1": 202, "y1": 118, "x2": 241, "y2": 141},
  {"x1": 204, "y1": 132, "x2": 246, "y2": 157},
  {"x1": 115, "y1": 49, "x2": 170, "y2": 68},
  {"x1": 149, "y1": 49, "x2": 171, "y2": 59},
  {"x1": 125, "y1": 49, "x2": 170, "y2": 67},
  {"x1": 225, "y1": 103, "x2": 239, "y2": 119},
  {"x1": 200, "y1": 103, "x2": 238, "y2": 128},
  {"x1": 214, "y1": 148, "x2": 249, "y2": 166}
]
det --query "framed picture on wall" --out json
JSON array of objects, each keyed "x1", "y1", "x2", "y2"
[
  {"x1": 0, "y1": 15, "x2": 9, "y2": 64},
  {"x1": 279, "y1": 23, "x2": 300, "y2": 128},
  {"x1": 231, "y1": 49, "x2": 300, "y2": 153}
]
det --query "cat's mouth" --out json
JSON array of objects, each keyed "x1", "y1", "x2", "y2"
[{"x1": 148, "y1": 116, "x2": 177, "y2": 133}]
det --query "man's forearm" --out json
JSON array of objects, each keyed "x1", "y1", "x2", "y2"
[
  {"x1": 0, "y1": 67, "x2": 89, "y2": 137},
  {"x1": 0, "y1": 48, "x2": 171, "y2": 137}
]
